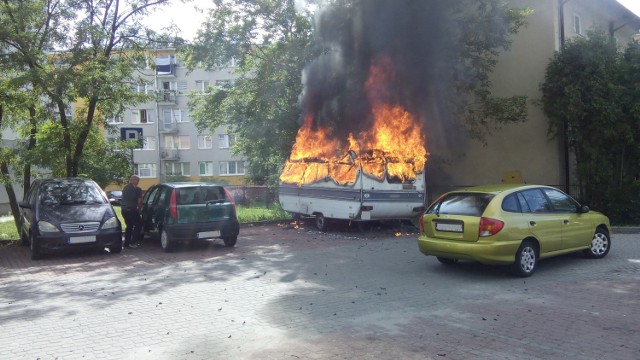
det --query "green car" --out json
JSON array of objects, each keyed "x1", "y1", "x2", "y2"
[
  {"x1": 140, "y1": 182, "x2": 240, "y2": 252},
  {"x1": 417, "y1": 184, "x2": 611, "y2": 277}
]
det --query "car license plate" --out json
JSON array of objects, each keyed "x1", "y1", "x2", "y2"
[
  {"x1": 435, "y1": 222, "x2": 463, "y2": 233},
  {"x1": 197, "y1": 230, "x2": 220, "y2": 239},
  {"x1": 68, "y1": 235, "x2": 96, "y2": 244}
]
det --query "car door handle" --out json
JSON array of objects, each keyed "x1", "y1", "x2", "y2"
[{"x1": 529, "y1": 221, "x2": 536, "y2": 226}]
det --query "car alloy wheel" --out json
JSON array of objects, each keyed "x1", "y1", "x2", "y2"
[
  {"x1": 584, "y1": 228, "x2": 610, "y2": 259},
  {"x1": 513, "y1": 240, "x2": 537, "y2": 277}
]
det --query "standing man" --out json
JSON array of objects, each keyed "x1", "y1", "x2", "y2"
[{"x1": 121, "y1": 175, "x2": 143, "y2": 248}]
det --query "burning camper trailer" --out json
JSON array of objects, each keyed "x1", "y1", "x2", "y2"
[
  {"x1": 279, "y1": 149, "x2": 426, "y2": 231},
  {"x1": 280, "y1": 55, "x2": 429, "y2": 230}
]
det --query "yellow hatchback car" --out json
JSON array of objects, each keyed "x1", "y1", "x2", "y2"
[{"x1": 417, "y1": 184, "x2": 611, "y2": 277}]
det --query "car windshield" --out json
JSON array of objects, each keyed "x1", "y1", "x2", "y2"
[
  {"x1": 40, "y1": 181, "x2": 106, "y2": 205},
  {"x1": 427, "y1": 192, "x2": 495, "y2": 216}
]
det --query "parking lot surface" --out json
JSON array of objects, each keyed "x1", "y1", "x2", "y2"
[{"x1": 0, "y1": 221, "x2": 639, "y2": 360}]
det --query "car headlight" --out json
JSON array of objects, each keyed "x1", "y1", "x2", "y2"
[
  {"x1": 38, "y1": 221, "x2": 59, "y2": 233},
  {"x1": 102, "y1": 216, "x2": 119, "y2": 230}
]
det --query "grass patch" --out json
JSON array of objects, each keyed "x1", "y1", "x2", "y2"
[
  {"x1": 236, "y1": 204, "x2": 291, "y2": 223},
  {"x1": 0, "y1": 217, "x2": 19, "y2": 241},
  {"x1": 0, "y1": 203, "x2": 291, "y2": 242}
]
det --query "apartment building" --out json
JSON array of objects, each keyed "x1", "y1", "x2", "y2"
[
  {"x1": 428, "y1": 0, "x2": 640, "y2": 196},
  {"x1": 105, "y1": 48, "x2": 247, "y2": 191}
]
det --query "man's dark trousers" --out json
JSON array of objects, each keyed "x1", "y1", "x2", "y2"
[{"x1": 122, "y1": 207, "x2": 142, "y2": 246}]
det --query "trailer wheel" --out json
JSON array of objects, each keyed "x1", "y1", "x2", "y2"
[{"x1": 315, "y1": 214, "x2": 328, "y2": 232}]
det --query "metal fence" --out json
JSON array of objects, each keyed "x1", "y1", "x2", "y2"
[
  {"x1": 226, "y1": 185, "x2": 278, "y2": 207},
  {"x1": 227, "y1": 183, "x2": 582, "y2": 209}
]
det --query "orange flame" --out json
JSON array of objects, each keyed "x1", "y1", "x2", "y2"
[{"x1": 280, "y1": 55, "x2": 428, "y2": 186}]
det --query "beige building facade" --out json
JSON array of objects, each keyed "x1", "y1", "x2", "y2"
[{"x1": 428, "y1": 0, "x2": 640, "y2": 199}]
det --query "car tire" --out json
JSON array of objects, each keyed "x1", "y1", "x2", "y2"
[
  {"x1": 512, "y1": 240, "x2": 537, "y2": 277},
  {"x1": 109, "y1": 239, "x2": 123, "y2": 254},
  {"x1": 30, "y1": 234, "x2": 42, "y2": 260},
  {"x1": 583, "y1": 227, "x2": 610, "y2": 259},
  {"x1": 315, "y1": 214, "x2": 328, "y2": 232},
  {"x1": 223, "y1": 236, "x2": 237, "y2": 247},
  {"x1": 437, "y1": 257, "x2": 459, "y2": 265},
  {"x1": 160, "y1": 229, "x2": 175, "y2": 253},
  {"x1": 20, "y1": 226, "x2": 29, "y2": 247}
]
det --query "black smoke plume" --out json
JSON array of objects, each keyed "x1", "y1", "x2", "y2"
[{"x1": 299, "y1": 0, "x2": 466, "y2": 158}]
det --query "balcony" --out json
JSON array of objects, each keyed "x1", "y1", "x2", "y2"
[
  {"x1": 155, "y1": 58, "x2": 175, "y2": 76},
  {"x1": 160, "y1": 122, "x2": 179, "y2": 134},
  {"x1": 160, "y1": 148, "x2": 180, "y2": 160},
  {"x1": 157, "y1": 90, "x2": 177, "y2": 105}
]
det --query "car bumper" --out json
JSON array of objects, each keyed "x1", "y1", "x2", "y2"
[
  {"x1": 35, "y1": 232, "x2": 122, "y2": 252},
  {"x1": 163, "y1": 220, "x2": 240, "y2": 243},
  {"x1": 417, "y1": 234, "x2": 522, "y2": 265}
]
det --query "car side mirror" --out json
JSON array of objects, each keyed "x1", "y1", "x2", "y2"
[
  {"x1": 578, "y1": 205, "x2": 590, "y2": 214},
  {"x1": 18, "y1": 201, "x2": 31, "y2": 209}
]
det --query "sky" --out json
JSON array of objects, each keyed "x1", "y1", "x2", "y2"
[
  {"x1": 618, "y1": 0, "x2": 640, "y2": 17},
  {"x1": 147, "y1": 1, "x2": 640, "y2": 41},
  {"x1": 147, "y1": 3, "x2": 212, "y2": 41}
]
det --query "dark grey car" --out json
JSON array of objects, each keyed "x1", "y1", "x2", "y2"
[
  {"x1": 107, "y1": 190, "x2": 123, "y2": 205},
  {"x1": 19, "y1": 178, "x2": 123, "y2": 259}
]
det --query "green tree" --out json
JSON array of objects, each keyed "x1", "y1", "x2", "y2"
[
  {"x1": 541, "y1": 29, "x2": 640, "y2": 224},
  {"x1": 184, "y1": 0, "x2": 317, "y2": 185},
  {"x1": 0, "y1": 0, "x2": 179, "y2": 232},
  {"x1": 186, "y1": 0, "x2": 531, "y2": 185}
]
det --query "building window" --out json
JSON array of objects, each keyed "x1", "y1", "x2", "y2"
[
  {"x1": 179, "y1": 109, "x2": 189, "y2": 123},
  {"x1": 199, "y1": 161, "x2": 214, "y2": 176},
  {"x1": 216, "y1": 79, "x2": 234, "y2": 88},
  {"x1": 133, "y1": 83, "x2": 153, "y2": 94},
  {"x1": 156, "y1": 56, "x2": 174, "y2": 75},
  {"x1": 165, "y1": 135, "x2": 190, "y2": 149},
  {"x1": 140, "y1": 136, "x2": 156, "y2": 151},
  {"x1": 162, "y1": 109, "x2": 181, "y2": 125},
  {"x1": 215, "y1": 57, "x2": 238, "y2": 68},
  {"x1": 165, "y1": 162, "x2": 190, "y2": 176},
  {"x1": 573, "y1": 14, "x2": 581, "y2": 35},
  {"x1": 135, "y1": 163, "x2": 157, "y2": 178},
  {"x1": 108, "y1": 116, "x2": 123, "y2": 124},
  {"x1": 177, "y1": 81, "x2": 188, "y2": 94},
  {"x1": 132, "y1": 109, "x2": 155, "y2": 124},
  {"x1": 198, "y1": 135, "x2": 213, "y2": 149},
  {"x1": 219, "y1": 161, "x2": 245, "y2": 176},
  {"x1": 218, "y1": 134, "x2": 236, "y2": 149},
  {"x1": 195, "y1": 80, "x2": 210, "y2": 94}
]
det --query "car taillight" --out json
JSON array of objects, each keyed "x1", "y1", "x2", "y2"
[
  {"x1": 479, "y1": 217, "x2": 504, "y2": 237},
  {"x1": 419, "y1": 215, "x2": 425, "y2": 232},
  {"x1": 224, "y1": 188, "x2": 237, "y2": 216},
  {"x1": 224, "y1": 188, "x2": 236, "y2": 205},
  {"x1": 169, "y1": 189, "x2": 177, "y2": 220}
]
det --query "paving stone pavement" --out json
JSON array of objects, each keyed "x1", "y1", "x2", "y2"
[{"x1": 0, "y1": 221, "x2": 639, "y2": 360}]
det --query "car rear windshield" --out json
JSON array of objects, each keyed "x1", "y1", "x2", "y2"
[
  {"x1": 40, "y1": 181, "x2": 106, "y2": 205},
  {"x1": 176, "y1": 186, "x2": 228, "y2": 205},
  {"x1": 427, "y1": 192, "x2": 495, "y2": 216}
]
